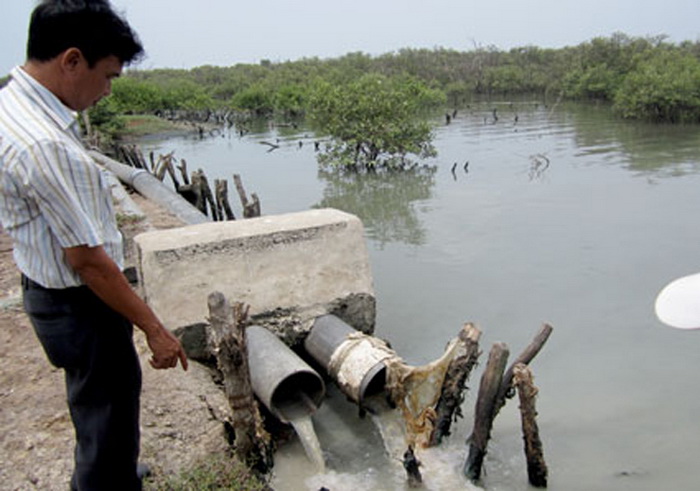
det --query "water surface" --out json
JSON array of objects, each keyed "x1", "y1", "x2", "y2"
[{"x1": 141, "y1": 101, "x2": 700, "y2": 490}]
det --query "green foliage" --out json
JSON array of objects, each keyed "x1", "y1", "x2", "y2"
[
  {"x1": 88, "y1": 32, "x2": 700, "y2": 135},
  {"x1": 160, "y1": 79, "x2": 216, "y2": 111},
  {"x1": 229, "y1": 86, "x2": 274, "y2": 115},
  {"x1": 561, "y1": 33, "x2": 659, "y2": 100},
  {"x1": 308, "y1": 74, "x2": 444, "y2": 169},
  {"x1": 614, "y1": 50, "x2": 700, "y2": 123},
  {"x1": 273, "y1": 84, "x2": 307, "y2": 117},
  {"x1": 110, "y1": 77, "x2": 165, "y2": 113},
  {"x1": 88, "y1": 96, "x2": 125, "y2": 136}
]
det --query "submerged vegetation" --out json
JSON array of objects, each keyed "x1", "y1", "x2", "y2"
[{"x1": 87, "y1": 33, "x2": 700, "y2": 167}]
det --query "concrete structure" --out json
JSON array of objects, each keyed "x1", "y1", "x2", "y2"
[{"x1": 134, "y1": 208, "x2": 375, "y2": 343}]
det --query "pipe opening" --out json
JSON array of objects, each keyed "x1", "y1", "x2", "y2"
[
  {"x1": 271, "y1": 371, "x2": 325, "y2": 421},
  {"x1": 360, "y1": 363, "x2": 386, "y2": 403},
  {"x1": 305, "y1": 315, "x2": 399, "y2": 409},
  {"x1": 247, "y1": 325, "x2": 326, "y2": 423}
]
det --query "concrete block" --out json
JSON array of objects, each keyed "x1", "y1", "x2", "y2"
[{"x1": 134, "y1": 208, "x2": 375, "y2": 341}]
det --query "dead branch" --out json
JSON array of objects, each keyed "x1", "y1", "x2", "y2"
[{"x1": 260, "y1": 140, "x2": 280, "y2": 152}]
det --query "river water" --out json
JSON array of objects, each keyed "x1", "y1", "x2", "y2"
[{"x1": 140, "y1": 101, "x2": 700, "y2": 490}]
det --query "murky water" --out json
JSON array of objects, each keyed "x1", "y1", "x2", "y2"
[{"x1": 140, "y1": 101, "x2": 700, "y2": 490}]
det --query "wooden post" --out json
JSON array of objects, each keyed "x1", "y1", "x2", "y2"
[
  {"x1": 514, "y1": 364, "x2": 548, "y2": 488},
  {"x1": 234, "y1": 174, "x2": 261, "y2": 218},
  {"x1": 207, "y1": 292, "x2": 273, "y2": 474},
  {"x1": 191, "y1": 170, "x2": 206, "y2": 215},
  {"x1": 429, "y1": 323, "x2": 481, "y2": 446},
  {"x1": 494, "y1": 324, "x2": 553, "y2": 417},
  {"x1": 162, "y1": 154, "x2": 181, "y2": 191},
  {"x1": 178, "y1": 158, "x2": 190, "y2": 185},
  {"x1": 215, "y1": 179, "x2": 236, "y2": 220},
  {"x1": 198, "y1": 170, "x2": 219, "y2": 221},
  {"x1": 464, "y1": 342, "x2": 509, "y2": 483}
]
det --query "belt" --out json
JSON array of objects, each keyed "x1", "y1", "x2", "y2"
[
  {"x1": 20, "y1": 274, "x2": 87, "y2": 292},
  {"x1": 21, "y1": 274, "x2": 45, "y2": 290}
]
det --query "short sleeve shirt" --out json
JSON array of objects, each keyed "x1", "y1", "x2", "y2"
[{"x1": 0, "y1": 66, "x2": 123, "y2": 288}]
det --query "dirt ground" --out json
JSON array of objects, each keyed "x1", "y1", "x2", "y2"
[{"x1": 0, "y1": 194, "x2": 234, "y2": 490}]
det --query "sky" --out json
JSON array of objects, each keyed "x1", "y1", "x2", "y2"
[{"x1": 2, "y1": 0, "x2": 699, "y2": 74}]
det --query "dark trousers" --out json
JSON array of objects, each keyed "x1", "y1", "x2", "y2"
[{"x1": 22, "y1": 275, "x2": 142, "y2": 491}]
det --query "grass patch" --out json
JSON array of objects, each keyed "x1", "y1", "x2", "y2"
[
  {"x1": 144, "y1": 453, "x2": 268, "y2": 491},
  {"x1": 116, "y1": 212, "x2": 146, "y2": 227}
]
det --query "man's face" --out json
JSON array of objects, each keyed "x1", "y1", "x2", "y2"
[{"x1": 66, "y1": 54, "x2": 122, "y2": 111}]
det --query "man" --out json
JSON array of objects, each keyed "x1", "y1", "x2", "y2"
[{"x1": 0, "y1": 1, "x2": 188, "y2": 489}]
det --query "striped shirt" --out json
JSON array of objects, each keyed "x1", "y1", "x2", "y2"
[{"x1": 0, "y1": 66, "x2": 123, "y2": 288}]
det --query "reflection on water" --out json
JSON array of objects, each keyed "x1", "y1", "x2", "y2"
[
  {"x1": 564, "y1": 102, "x2": 700, "y2": 175},
  {"x1": 140, "y1": 101, "x2": 700, "y2": 491},
  {"x1": 314, "y1": 165, "x2": 436, "y2": 247}
]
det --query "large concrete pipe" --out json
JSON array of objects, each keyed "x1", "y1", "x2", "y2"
[
  {"x1": 304, "y1": 315, "x2": 399, "y2": 407},
  {"x1": 246, "y1": 325, "x2": 325, "y2": 423},
  {"x1": 89, "y1": 150, "x2": 209, "y2": 225}
]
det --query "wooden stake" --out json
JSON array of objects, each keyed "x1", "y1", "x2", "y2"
[
  {"x1": 234, "y1": 174, "x2": 261, "y2": 218},
  {"x1": 514, "y1": 364, "x2": 548, "y2": 488},
  {"x1": 207, "y1": 292, "x2": 273, "y2": 475},
  {"x1": 198, "y1": 170, "x2": 219, "y2": 221},
  {"x1": 464, "y1": 342, "x2": 509, "y2": 482},
  {"x1": 178, "y1": 158, "x2": 190, "y2": 185},
  {"x1": 215, "y1": 179, "x2": 236, "y2": 220},
  {"x1": 494, "y1": 324, "x2": 553, "y2": 416},
  {"x1": 429, "y1": 323, "x2": 481, "y2": 446},
  {"x1": 190, "y1": 170, "x2": 206, "y2": 215},
  {"x1": 163, "y1": 154, "x2": 181, "y2": 191}
]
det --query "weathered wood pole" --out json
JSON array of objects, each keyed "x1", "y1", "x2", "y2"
[
  {"x1": 494, "y1": 324, "x2": 553, "y2": 416},
  {"x1": 198, "y1": 170, "x2": 219, "y2": 221},
  {"x1": 190, "y1": 170, "x2": 207, "y2": 216},
  {"x1": 464, "y1": 342, "x2": 509, "y2": 483},
  {"x1": 514, "y1": 363, "x2": 548, "y2": 488},
  {"x1": 215, "y1": 179, "x2": 236, "y2": 220},
  {"x1": 233, "y1": 174, "x2": 261, "y2": 218},
  {"x1": 207, "y1": 292, "x2": 272, "y2": 474},
  {"x1": 177, "y1": 158, "x2": 190, "y2": 185},
  {"x1": 163, "y1": 155, "x2": 181, "y2": 191},
  {"x1": 429, "y1": 323, "x2": 481, "y2": 446}
]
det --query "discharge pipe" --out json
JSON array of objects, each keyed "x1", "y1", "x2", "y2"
[
  {"x1": 89, "y1": 150, "x2": 209, "y2": 226},
  {"x1": 304, "y1": 314, "x2": 399, "y2": 408},
  {"x1": 246, "y1": 325, "x2": 325, "y2": 422}
]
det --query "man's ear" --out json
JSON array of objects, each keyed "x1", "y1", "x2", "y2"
[{"x1": 59, "y1": 48, "x2": 85, "y2": 73}]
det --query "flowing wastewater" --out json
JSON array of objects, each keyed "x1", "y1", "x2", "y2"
[{"x1": 139, "y1": 101, "x2": 700, "y2": 490}]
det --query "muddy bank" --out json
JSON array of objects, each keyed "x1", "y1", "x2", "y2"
[{"x1": 0, "y1": 195, "x2": 233, "y2": 490}]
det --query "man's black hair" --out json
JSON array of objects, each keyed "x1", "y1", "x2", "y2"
[{"x1": 27, "y1": 0, "x2": 144, "y2": 67}]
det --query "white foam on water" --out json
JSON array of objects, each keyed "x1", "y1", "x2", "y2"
[{"x1": 369, "y1": 406, "x2": 408, "y2": 463}]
